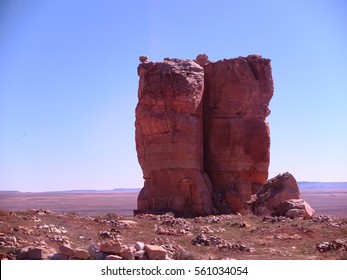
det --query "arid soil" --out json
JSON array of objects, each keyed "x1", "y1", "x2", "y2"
[
  {"x1": 1, "y1": 189, "x2": 346, "y2": 217},
  {"x1": 0, "y1": 190, "x2": 346, "y2": 260}
]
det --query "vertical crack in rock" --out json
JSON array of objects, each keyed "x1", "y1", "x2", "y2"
[{"x1": 135, "y1": 54, "x2": 274, "y2": 216}]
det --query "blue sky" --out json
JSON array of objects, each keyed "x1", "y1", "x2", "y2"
[{"x1": 1, "y1": 0, "x2": 346, "y2": 192}]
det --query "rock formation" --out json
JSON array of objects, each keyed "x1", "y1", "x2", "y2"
[
  {"x1": 135, "y1": 54, "x2": 274, "y2": 216},
  {"x1": 203, "y1": 55, "x2": 273, "y2": 213},
  {"x1": 253, "y1": 172, "x2": 301, "y2": 215},
  {"x1": 252, "y1": 172, "x2": 315, "y2": 219},
  {"x1": 135, "y1": 58, "x2": 213, "y2": 216}
]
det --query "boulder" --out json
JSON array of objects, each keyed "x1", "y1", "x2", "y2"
[
  {"x1": 144, "y1": 245, "x2": 168, "y2": 260},
  {"x1": 253, "y1": 172, "x2": 300, "y2": 215},
  {"x1": 276, "y1": 199, "x2": 315, "y2": 219}
]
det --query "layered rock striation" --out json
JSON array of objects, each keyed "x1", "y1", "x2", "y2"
[
  {"x1": 135, "y1": 55, "x2": 273, "y2": 216},
  {"x1": 203, "y1": 55, "x2": 273, "y2": 213},
  {"x1": 135, "y1": 59, "x2": 213, "y2": 216}
]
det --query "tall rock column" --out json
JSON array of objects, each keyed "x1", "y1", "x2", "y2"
[
  {"x1": 135, "y1": 58, "x2": 213, "y2": 216},
  {"x1": 203, "y1": 55, "x2": 274, "y2": 213}
]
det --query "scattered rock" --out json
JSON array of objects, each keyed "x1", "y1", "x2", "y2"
[
  {"x1": 276, "y1": 199, "x2": 315, "y2": 219},
  {"x1": 94, "y1": 252, "x2": 106, "y2": 260},
  {"x1": 135, "y1": 241, "x2": 145, "y2": 251},
  {"x1": 59, "y1": 244, "x2": 75, "y2": 257},
  {"x1": 262, "y1": 216, "x2": 291, "y2": 223},
  {"x1": 145, "y1": 245, "x2": 168, "y2": 260},
  {"x1": 316, "y1": 239, "x2": 347, "y2": 253},
  {"x1": 274, "y1": 234, "x2": 301, "y2": 240},
  {"x1": 120, "y1": 248, "x2": 135, "y2": 260},
  {"x1": 105, "y1": 254, "x2": 122, "y2": 260},
  {"x1": 191, "y1": 234, "x2": 224, "y2": 246},
  {"x1": 219, "y1": 242, "x2": 255, "y2": 253},
  {"x1": 98, "y1": 230, "x2": 122, "y2": 240},
  {"x1": 316, "y1": 242, "x2": 331, "y2": 252},
  {"x1": 50, "y1": 253, "x2": 69, "y2": 260},
  {"x1": 74, "y1": 248, "x2": 90, "y2": 260},
  {"x1": 99, "y1": 240, "x2": 126, "y2": 255},
  {"x1": 27, "y1": 247, "x2": 45, "y2": 260},
  {"x1": 133, "y1": 250, "x2": 146, "y2": 259},
  {"x1": 22, "y1": 215, "x2": 41, "y2": 222},
  {"x1": 311, "y1": 215, "x2": 336, "y2": 223}
]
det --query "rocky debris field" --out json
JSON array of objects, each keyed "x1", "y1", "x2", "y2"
[{"x1": 0, "y1": 209, "x2": 346, "y2": 260}]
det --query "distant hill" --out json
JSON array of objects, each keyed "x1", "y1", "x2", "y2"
[
  {"x1": 298, "y1": 182, "x2": 347, "y2": 190},
  {"x1": 45, "y1": 188, "x2": 141, "y2": 193},
  {"x1": 1, "y1": 183, "x2": 347, "y2": 193}
]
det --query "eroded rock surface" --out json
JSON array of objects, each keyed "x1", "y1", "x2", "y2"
[
  {"x1": 135, "y1": 55, "x2": 273, "y2": 216},
  {"x1": 203, "y1": 55, "x2": 273, "y2": 213},
  {"x1": 135, "y1": 58, "x2": 213, "y2": 216}
]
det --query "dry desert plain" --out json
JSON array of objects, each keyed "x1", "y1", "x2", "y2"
[
  {"x1": 0, "y1": 188, "x2": 347, "y2": 260},
  {"x1": 0, "y1": 189, "x2": 346, "y2": 218}
]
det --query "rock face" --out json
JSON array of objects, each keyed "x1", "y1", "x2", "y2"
[
  {"x1": 203, "y1": 55, "x2": 273, "y2": 213},
  {"x1": 135, "y1": 58, "x2": 213, "y2": 216},
  {"x1": 135, "y1": 55, "x2": 273, "y2": 216}
]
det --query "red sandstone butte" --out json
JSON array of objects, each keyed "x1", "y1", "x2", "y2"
[
  {"x1": 135, "y1": 54, "x2": 274, "y2": 216},
  {"x1": 203, "y1": 55, "x2": 274, "y2": 213},
  {"x1": 135, "y1": 58, "x2": 213, "y2": 216}
]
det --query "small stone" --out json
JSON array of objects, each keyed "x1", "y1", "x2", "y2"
[
  {"x1": 105, "y1": 254, "x2": 122, "y2": 260},
  {"x1": 100, "y1": 240, "x2": 126, "y2": 254},
  {"x1": 16, "y1": 247, "x2": 29, "y2": 260},
  {"x1": 94, "y1": 252, "x2": 105, "y2": 260},
  {"x1": 50, "y1": 253, "x2": 69, "y2": 260},
  {"x1": 87, "y1": 244, "x2": 99, "y2": 257},
  {"x1": 59, "y1": 244, "x2": 75, "y2": 256},
  {"x1": 74, "y1": 248, "x2": 90, "y2": 260},
  {"x1": 285, "y1": 209, "x2": 306, "y2": 219},
  {"x1": 28, "y1": 247, "x2": 44, "y2": 260},
  {"x1": 139, "y1": 56, "x2": 149, "y2": 63},
  {"x1": 120, "y1": 248, "x2": 134, "y2": 260},
  {"x1": 144, "y1": 245, "x2": 168, "y2": 260},
  {"x1": 317, "y1": 242, "x2": 331, "y2": 252},
  {"x1": 133, "y1": 250, "x2": 145, "y2": 258},
  {"x1": 135, "y1": 241, "x2": 145, "y2": 251}
]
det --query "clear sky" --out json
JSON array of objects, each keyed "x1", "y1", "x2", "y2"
[{"x1": 1, "y1": 0, "x2": 346, "y2": 192}]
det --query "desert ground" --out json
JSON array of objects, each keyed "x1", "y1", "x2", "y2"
[
  {"x1": 0, "y1": 189, "x2": 346, "y2": 260},
  {"x1": 0, "y1": 189, "x2": 346, "y2": 218}
]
